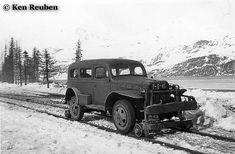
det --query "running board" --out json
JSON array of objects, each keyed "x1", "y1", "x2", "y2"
[{"x1": 85, "y1": 104, "x2": 105, "y2": 111}]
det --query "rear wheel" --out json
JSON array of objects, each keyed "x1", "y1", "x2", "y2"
[
  {"x1": 68, "y1": 96, "x2": 84, "y2": 121},
  {"x1": 64, "y1": 109, "x2": 71, "y2": 118},
  {"x1": 112, "y1": 100, "x2": 136, "y2": 134}
]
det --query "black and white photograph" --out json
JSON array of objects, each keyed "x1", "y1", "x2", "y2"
[{"x1": 0, "y1": 0, "x2": 235, "y2": 153}]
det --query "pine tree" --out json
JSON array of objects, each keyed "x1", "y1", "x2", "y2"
[
  {"x1": 23, "y1": 50, "x2": 30, "y2": 85},
  {"x1": 14, "y1": 42, "x2": 20, "y2": 84},
  {"x1": 2, "y1": 45, "x2": 8, "y2": 82},
  {"x1": 9, "y1": 37, "x2": 15, "y2": 83},
  {"x1": 31, "y1": 47, "x2": 41, "y2": 82},
  {"x1": 2, "y1": 38, "x2": 15, "y2": 83},
  {"x1": 18, "y1": 46, "x2": 23, "y2": 86},
  {"x1": 2, "y1": 57, "x2": 8, "y2": 82},
  {"x1": 1, "y1": 45, "x2": 7, "y2": 81},
  {"x1": 75, "y1": 40, "x2": 82, "y2": 62},
  {"x1": 41, "y1": 49, "x2": 56, "y2": 88},
  {"x1": 4, "y1": 44, "x2": 7, "y2": 58}
]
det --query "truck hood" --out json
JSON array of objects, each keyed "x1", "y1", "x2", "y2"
[{"x1": 111, "y1": 76, "x2": 168, "y2": 90}]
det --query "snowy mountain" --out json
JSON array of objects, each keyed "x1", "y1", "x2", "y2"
[
  {"x1": 149, "y1": 55, "x2": 235, "y2": 77},
  {"x1": 51, "y1": 35, "x2": 235, "y2": 80},
  {"x1": 147, "y1": 35, "x2": 235, "y2": 77}
]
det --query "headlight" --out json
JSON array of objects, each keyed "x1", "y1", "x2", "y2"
[
  {"x1": 169, "y1": 83, "x2": 179, "y2": 90},
  {"x1": 139, "y1": 88, "x2": 146, "y2": 93},
  {"x1": 174, "y1": 84, "x2": 180, "y2": 90}
]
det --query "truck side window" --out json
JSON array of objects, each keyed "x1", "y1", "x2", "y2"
[
  {"x1": 95, "y1": 67, "x2": 108, "y2": 78},
  {"x1": 70, "y1": 69, "x2": 79, "y2": 78},
  {"x1": 80, "y1": 68, "x2": 92, "y2": 78},
  {"x1": 119, "y1": 67, "x2": 130, "y2": 75},
  {"x1": 111, "y1": 68, "x2": 117, "y2": 76}
]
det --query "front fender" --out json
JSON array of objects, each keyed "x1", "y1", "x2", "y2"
[
  {"x1": 104, "y1": 90, "x2": 143, "y2": 109},
  {"x1": 110, "y1": 90, "x2": 143, "y2": 99}
]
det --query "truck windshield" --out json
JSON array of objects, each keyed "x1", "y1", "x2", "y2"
[{"x1": 111, "y1": 64, "x2": 146, "y2": 77}]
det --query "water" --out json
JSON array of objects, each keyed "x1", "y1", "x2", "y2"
[
  {"x1": 56, "y1": 76, "x2": 235, "y2": 91},
  {"x1": 158, "y1": 76, "x2": 235, "y2": 91}
]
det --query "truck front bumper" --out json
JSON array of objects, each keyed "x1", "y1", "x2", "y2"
[{"x1": 145, "y1": 100, "x2": 197, "y2": 115}]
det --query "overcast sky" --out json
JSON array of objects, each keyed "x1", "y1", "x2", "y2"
[{"x1": 1, "y1": 0, "x2": 235, "y2": 62}]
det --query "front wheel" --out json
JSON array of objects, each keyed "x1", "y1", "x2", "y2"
[
  {"x1": 68, "y1": 96, "x2": 84, "y2": 121},
  {"x1": 112, "y1": 100, "x2": 136, "y2": 134},
  {"x1": 134, "y1": 123, "x2": 145, "y2": 138}
]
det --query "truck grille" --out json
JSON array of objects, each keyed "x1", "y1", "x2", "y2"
[
  {"x1": 152, "y1": 82, "x2": 169, "y2": 90},
  {"x1": 153, "y1": 94, "x2": 170, "y2": 104},
  {"x1": 152, "y1": 82, "x2": 170, "y2": 104}
]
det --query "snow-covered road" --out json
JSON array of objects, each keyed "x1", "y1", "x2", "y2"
[{"x1": 0, "y1": 102, "x2": 183, "y2": 154}]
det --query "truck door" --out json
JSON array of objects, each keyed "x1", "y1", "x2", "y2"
[{"x1": 93, "y1": 65, "x2": 111, "y2": 106}]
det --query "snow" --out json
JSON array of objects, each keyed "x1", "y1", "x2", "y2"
[
  {"x1": 215, "y1": 116, "x2": 235, "y2": 131},
  {"x1": 185, "y1": 89, "x2": 235, "y2": 131},
  {"x1": 0, "y1": 82, "x2": 66, "y2": 95},
  {"x1": 0, "y1": 103, "x2": 180, "y2": 154},
  {"x1": 147, "y1": 36, "x2": 235, "y2": 71},
  {"x1": 52, "y1": 72, "x2": 67, "y2": 81},
  {"x1": 202, "y1": 100, "x2": 227, "y2": 119}
]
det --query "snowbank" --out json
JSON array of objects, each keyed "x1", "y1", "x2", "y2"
[
  {"x1": 215, "y1": 115, "x2": 235, "y2": 131},
  {"x1": 185, "y1": 89, "x2": 235, "y2": 131}
]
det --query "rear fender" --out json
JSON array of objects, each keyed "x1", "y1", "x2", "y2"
[
  {"x1": 65, "y1": 87, "x2": 81, "y2": 103},
  {"x1": 65, "y1": 88, "x2": 91, "y2": 105}
]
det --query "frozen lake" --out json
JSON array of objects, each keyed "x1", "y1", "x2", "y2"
[
  {"x1": 56, "y1": 76, "x2": 235, "y2": 91},
  {"x1": 158, "y1": 76, "x2": 235, "y2": 91}
]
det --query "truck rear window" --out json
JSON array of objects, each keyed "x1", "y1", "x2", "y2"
[{"x1": 70, "y1": 69, "x2": 79, "y2": 78}]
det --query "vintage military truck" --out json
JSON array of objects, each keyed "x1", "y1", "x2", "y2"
[{"x1": 65, "y1": 59, "x2": 197, "y2": 137}]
